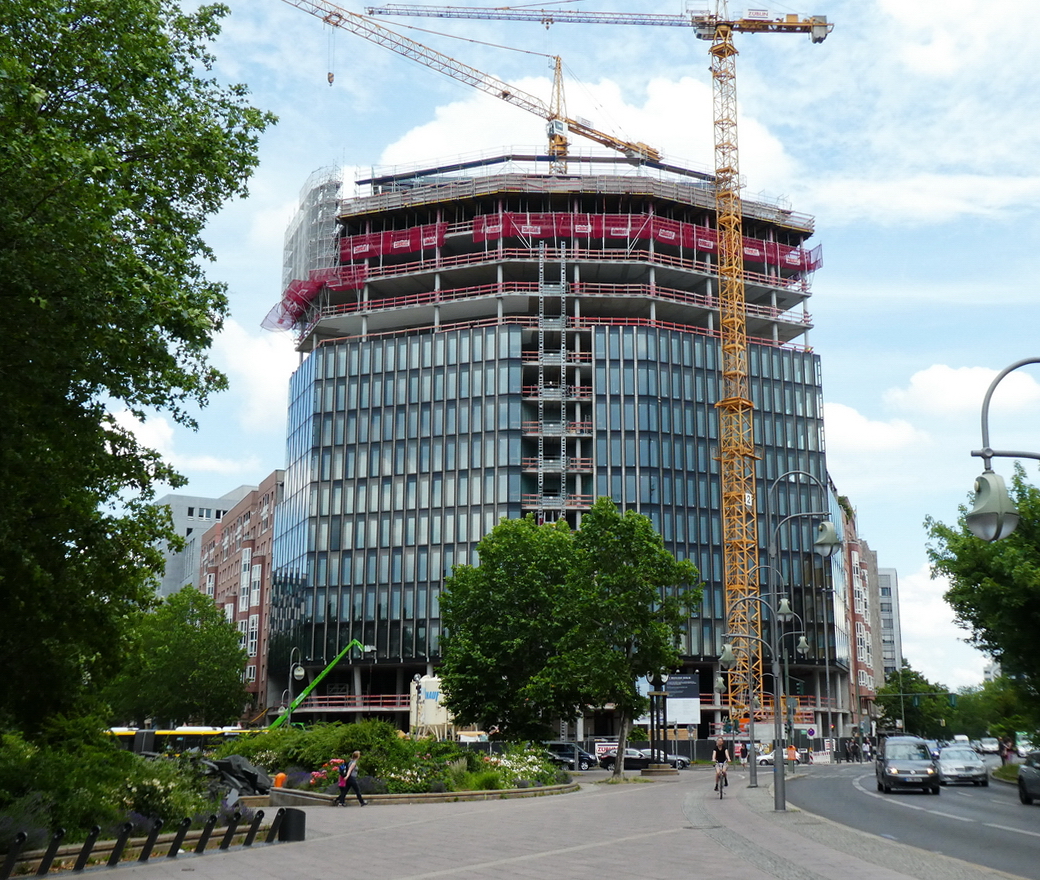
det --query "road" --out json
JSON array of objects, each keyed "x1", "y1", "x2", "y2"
[{"x1": 786, "y1": 758, "x2": 1040, "y2": 878}]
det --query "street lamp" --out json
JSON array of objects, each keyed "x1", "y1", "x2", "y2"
[
  {"x1": 286, "y1": 647, "x2": 305, "y2": 728},
  {"x1": 728, "y1": 468, "x2": 840, "y2": 811},
  {"x1": 645, "y1": 672, "x2": 672, "y2": 772},
  {"x1": 967, "y1": 357, "x2": 1040, "y2": 541}
]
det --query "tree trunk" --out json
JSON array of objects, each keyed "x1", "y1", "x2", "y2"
[{"x1": 612, "y1": 713, "x2": 632, "y2": 780}]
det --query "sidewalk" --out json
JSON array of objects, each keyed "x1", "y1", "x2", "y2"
[{"x1": 102, "y1": 766, "x2": 1025, "y2": 880}]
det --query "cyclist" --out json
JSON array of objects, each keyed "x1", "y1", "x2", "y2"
[{"x1": 713, "y1": 737, "x2": 731, "y2": 791}]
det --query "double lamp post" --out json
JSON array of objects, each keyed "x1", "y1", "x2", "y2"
[{"x1": 720, "y1": 469, "x2": 842, "y2": 810}]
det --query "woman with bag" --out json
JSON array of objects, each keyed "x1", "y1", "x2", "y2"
[{"x1": 336, "y1": 750, "x2": 367, "y2": 806}]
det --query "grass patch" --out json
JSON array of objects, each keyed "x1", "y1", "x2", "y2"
[{"x1": 993, "y1": 763, "x2": 1017, "y2": 783}]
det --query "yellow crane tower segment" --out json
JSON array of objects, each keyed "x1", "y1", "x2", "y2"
[
  {"x1": 367, "y1": 1, "x2": 832, "y2": 729},
  {"x1": 279, "y1": 0, "x2": 660, "y2": 172}
]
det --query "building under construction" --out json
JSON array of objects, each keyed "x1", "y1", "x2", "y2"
[{"x1": 267, "y1": 150, "x2": 844, "y2": 739}]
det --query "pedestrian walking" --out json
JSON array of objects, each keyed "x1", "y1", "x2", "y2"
[{"x1": 335, "y1": 750, "x2": 367, "y2": 806}]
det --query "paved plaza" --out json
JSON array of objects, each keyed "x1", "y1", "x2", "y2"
[{"x1": 104, "y1": 767, "x2": 1022, "y2": 880}]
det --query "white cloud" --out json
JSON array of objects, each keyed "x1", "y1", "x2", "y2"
[
  {"x1": 884, "y1": 364, "x2": 1040, "y2": 418},
  {"x1": 805, "y1": 174, "x2": 1040, "y2": 227},
  {"x1": 823, "y1": 402, "x2": 929, "y2": 453},
  {"x1": 897, "y1": 563, "x2": 988, "y2": 690},
  {"x1": 212, "y1": 318, "x2": 299, "y2": 434},
  {"x1": 112, "y1": 409, "x2": 260, "y2": 478}
]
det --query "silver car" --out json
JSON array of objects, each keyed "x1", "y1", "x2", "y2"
[{"x1": 936, "y1": 746, "x2": 988, "y2": 786}]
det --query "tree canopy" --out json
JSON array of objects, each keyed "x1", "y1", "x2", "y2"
[
  {"x1": 103, "y1": 587, "x2": 248, "y2": 727},
  {"x1": 874, "y1": 662, "x2": 952, "y2": 739},
  {"x1": 926, "y1": 466, "x2": 1040, "y2": 696},
  {"x1": 0, "y1": 1, "x2": 275, "y2": 731},
  {"x1": 438, "y1": 499, "x2": 701, "y2": 761}
]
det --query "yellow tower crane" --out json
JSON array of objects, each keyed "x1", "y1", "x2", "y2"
[
  {"x1": 366, "y1": 1, "x2": 832, "y2": 731},
  {"x1": 279, "y1": 0, "x2": 660, "y2": 172}
]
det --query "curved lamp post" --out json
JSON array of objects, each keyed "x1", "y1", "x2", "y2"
[
  {"x1": 967, "y1": 357, "x2": 1040, "y2": 541},
  {"x1": 724, "y1": 468, "x2": 840, "y2": 810}
]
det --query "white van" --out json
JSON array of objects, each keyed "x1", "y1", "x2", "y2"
[{"x1": 952, "y1": 734, "x2": 970, "y2": 744}]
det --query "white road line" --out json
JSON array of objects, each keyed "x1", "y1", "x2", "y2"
[{"x1": 984, "y1": 822, "x2": 1040, "y2": 839}]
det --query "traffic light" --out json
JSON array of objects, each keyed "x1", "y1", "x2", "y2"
[
  {"x1": 911, "y1": 695, "x2": 920, "y2": 708},
  {"x1": 948, "y1": 693, "x2": 958, "y2": 708}
]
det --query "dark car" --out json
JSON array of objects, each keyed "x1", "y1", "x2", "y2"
[
  {"x1": 544, "y1": 742, "x2": 597, "y2": 771},
  {"x1": 598, "y1": 748, "x2": 653, "y2": 771},
  {"x1": 638, "y1": 748, "x2": 690, "y2": 769},
  {"x1": 876, "y1": 736, "x2": 940, "y2": 794},
  {"x1": 1017, "y1": 751, "x2": 1040, "y2": 804}
]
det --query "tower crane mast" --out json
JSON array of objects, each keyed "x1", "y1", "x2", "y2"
[
  {"x1": 278, "y1": 0, "x2": 660, "y2": 169},
  {"x1": 367, "y1": 1, "x2": 832, "y2": 730}
]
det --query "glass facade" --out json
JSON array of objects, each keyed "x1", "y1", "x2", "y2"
[{"x1": 269, "y1": 155, "x2": 834, "y2": 724}]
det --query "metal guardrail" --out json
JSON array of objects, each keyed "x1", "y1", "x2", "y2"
[{"x1": 0, "y1": 809, "x2": 298, "y2": 879}]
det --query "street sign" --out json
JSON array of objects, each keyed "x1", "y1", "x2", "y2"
[{"x1": 807, "y1": 728, "x2": 815, "y2": 737}]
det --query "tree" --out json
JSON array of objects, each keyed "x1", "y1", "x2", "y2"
[
  {"x1": 0, "y1": 2, "x2": 275, "y2": 730},
  {"x1": 570, "y1": 498, "x2": 700, "y2": 777},
  {"x1": 103, "y1": 587, "x2": 247, "y2": 726},
  {"x1": 874, "y1": 662, "x2": 951, "y2": 738},
  {"x1": 439, "y1": 502, "x2": 701, "y2": 756},
  {"x1": 926, "y1": 466, "x2": 1040, "y2": 695},
  {"x1": 439, "y1": 516, "x2": 588, "y2": 742}
]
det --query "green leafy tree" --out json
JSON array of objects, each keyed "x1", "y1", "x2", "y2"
[
  {"x1": 439, "y1": 515, "x2": 588, "y2": 741},
  {"x1": 0, "y1": 2, "x2": 275, "y2": 731},
  {"x1": 947, "y1": 677, "x2": 1036, "y2": 741},
  {"x1": 439, "y1": 502, "x2": 701, "y2": 757},
  {"x1": 875, "y1": 662, "x2": 951, "y2": 738},
  {"x1": 926, "y1": 467, "x2": 1040, "y2": 697},
  {"x1": 103, "y1": 587, "x2": 247, "y2": 726},
  {"x1": 571, "y1": 498, "x2": 700, "y2": 777}
]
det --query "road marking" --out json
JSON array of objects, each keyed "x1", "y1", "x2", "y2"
[{"x1": 984, "y1": 822, "x2": 1040, "y2": 839}]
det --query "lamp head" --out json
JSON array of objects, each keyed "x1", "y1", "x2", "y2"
[
  {"x1": 713, "y1": 674, "x2": 725, "y2": 693},
  {"x1": 776, "y1": 596, "x2": 795, "y2": 622},
  {"x1": 292, "y1": 664, "x2": 305, "y2": 681},
  {"x1": 719, "y1": 643, "x2": 737, "y2": 669},
  {"x1": 966, "y1": 470, "x2": 1019, "y2": 542},
  {"x1": 813, "y1": 521, "x2": 842, "y2": 558},
  {"x1": 796, "y1": 635, "x2": 810, "y2": 656}
]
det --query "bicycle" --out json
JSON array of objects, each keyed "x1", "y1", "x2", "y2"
[{"x1": 715, "y1": 762, "x2": 728, "y2": 798}]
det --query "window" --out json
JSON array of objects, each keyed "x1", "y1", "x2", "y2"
[
  {"x1": 237, "y1": 619, "x2": 247, "y2": 651},
  {"x1": 247, "y1": 614, "x2": 259, "y2": 657},
  {"x1": 244, "y1": 665, "x2": 256, "y2": 682},
  {"x1": 250, "y1": 563, "x2": 262, "y2": 606}
]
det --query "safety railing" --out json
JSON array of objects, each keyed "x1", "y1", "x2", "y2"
[{"x1": 0, "y1": 809, "x2": 301, "y2": 880}]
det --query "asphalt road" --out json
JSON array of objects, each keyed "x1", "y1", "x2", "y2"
[{"x1": 787, "y1": 759, "x2": 1040, "y2": 879}]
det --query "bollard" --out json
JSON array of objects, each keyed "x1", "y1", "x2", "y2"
[
  {"x1": 72, "y1": 826, "x2": 101, "y2": 873},
  {"x1": 1, "y1": 831, "x2": 27, "y2": 880},
  {"x1": 107, "y1": 822, "x2": 133, "y2": 867},
  {"x1": 277, "y1": 808, "x2": 306, "y2": 842},
  {"x1": 219, "y1": 812, "x2": 241, "y2": 850},
  {"x1": 138, "y1": 817, "x2": 163, "y2": 862},
  {"x1": 243, "y1": 810, "x2": 265, "y2": 847},
  {"x1": 265, "y1": 808, "x2": 286, "y2": 844},
  {"x1": 35, "y1": 828, "x2": 66, "y2": 876},
  {"x1": 193, "y1": 814, "x2": 217, "y2": 854},
  {"x1": 166, "y1": 818, "x2": 192, "y2": 858}
]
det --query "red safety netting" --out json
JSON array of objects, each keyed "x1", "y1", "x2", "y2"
[
  {"x1": 339, "y1": 223, "x2": 446, "y2": 261},
  {"x1": 472, "y1": 212, "x2": 820, "y2": 270}
]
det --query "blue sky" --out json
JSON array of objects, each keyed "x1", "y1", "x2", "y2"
[{"x1": 134, "y1": 0, "x2": 1040, "y2": 690}]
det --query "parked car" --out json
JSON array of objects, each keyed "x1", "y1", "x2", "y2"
[
  {"x1": 1017, "y1": 751, "x2": 1040, "y2": 804},
  {"x1": 977, "y1": 737, "x2": 1001, "y2": 755},
  {"x1": 544, "y1": 742, "x2": 598, "y2": 771},
  {"x1": 598, "y1": 748, "x2": 655, "y2": 770},
  {"x1": 637, "y1": 749, "x2": 690, "y2": 770},
  {"x1": 756, "y1": 750, "x2": 801, "y2": 765},
  {"x1": 936, "y1": 746, "x2": 988, "y2": 786},
  {"x1": 876, "y1": 735, "x2": 940, "y2": 794}
]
